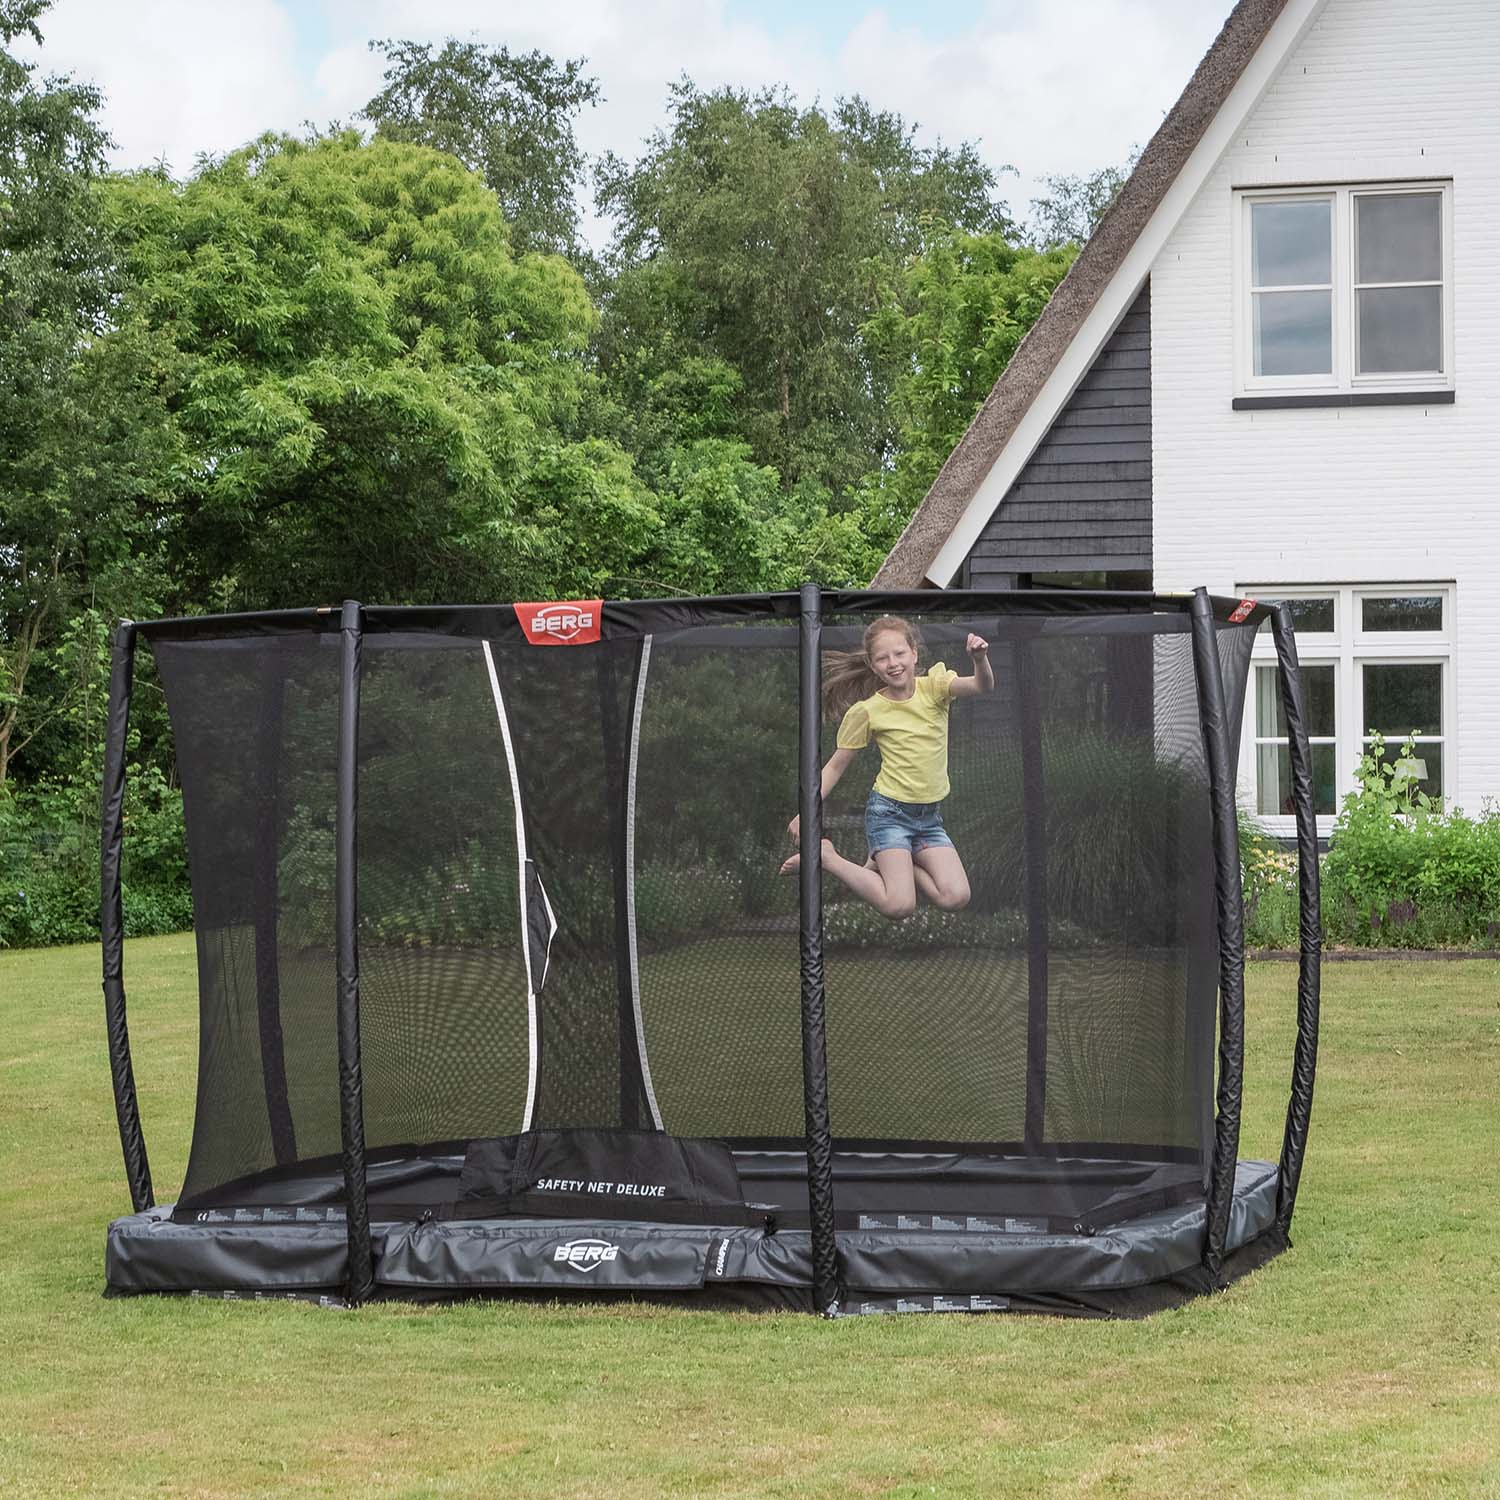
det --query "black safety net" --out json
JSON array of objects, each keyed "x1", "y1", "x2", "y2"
[{"x1": 143, "y1": 594, "x2": 1261, "y2": 1236}]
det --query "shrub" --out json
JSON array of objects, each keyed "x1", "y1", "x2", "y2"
[
  {"x1": 346, "y1": 854, "x2": 748, "y2": 952},
  {"x1": 1242, "y1": 732, "x2": 1500, "y2": 950},
  {"x1": 0, "y1": 770, "x2": 191, "y2": 948},
  {"x1": 823, "y1": 896, "x2": 1104, "y2": 953}
]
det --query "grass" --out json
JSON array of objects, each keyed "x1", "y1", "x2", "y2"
[{"x1": 0, "y1": 934, "x2": 1497, "y2": 1498}]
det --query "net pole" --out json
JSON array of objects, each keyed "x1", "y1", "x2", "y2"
[
  {"x1": 1270, "y1": 604, "x2": 1322, "y2": 1234},
  {"x1": 336, "y1": 599, "x2": 374, "y2": 1304},
  {"x1": 1189, "y1": 588, "x2": 1246, "y2": 1285},
  {"x1": 798, "y1": 583, "x2": 839, "y2": 1316},
  {"x1": 100, "y1": 620, "x2": 153, "y2": 1214}
]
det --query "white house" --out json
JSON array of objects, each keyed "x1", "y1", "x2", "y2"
[{"x1": 876, "y1": 0, "x2": 1497, "y2": 840}]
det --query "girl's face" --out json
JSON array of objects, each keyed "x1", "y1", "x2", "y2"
[{"x1": 868, "y1": 628, "x2": 917, "y2": 690}]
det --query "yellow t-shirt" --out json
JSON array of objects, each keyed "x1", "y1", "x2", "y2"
[{"x1": 836, "y1": 662, "x2": 958, "y2": 803}]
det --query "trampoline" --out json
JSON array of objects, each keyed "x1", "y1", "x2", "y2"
[{"x1": 101, "y1": 587, "x2": 1321, "y2": 1316}]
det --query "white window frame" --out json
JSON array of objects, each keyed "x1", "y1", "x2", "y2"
[
  {"x1": 1357, "y1": 656, "x2": 1448, "y2": 799},
  {"x1": 1234, "y1": 182, "x2": 1454, "y2": 398},
  {"x1": 1353, "y1": 589, "x2": 1447, "y2": 644},
  {"x1": 1251, "y1": 657, "x2": 1338, "y2": 821},
  {"x1": 1239, "y1": 584, "x2": 1455, "y2": 838}
]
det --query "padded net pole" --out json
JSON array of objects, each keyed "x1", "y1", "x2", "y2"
[
  {"x1": 100, "y1": 620, "x2": 153, "y2": 1213},
  {"x1": 799, "y1": 584, "x2": 839, "y2": 1316},
  {"x1": 1189, "y1": 588, "x2": 1246, "y2": 1285},
  {"x1": 1270, "y1": 604, "x2": 1322, "y2": 1234},
  {"x1": 336, "y1": 600, "x2": 374, "y2": 1304}
]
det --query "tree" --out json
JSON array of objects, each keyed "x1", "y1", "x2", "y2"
[
  {"x1": 1027, "y1": 156, "x2": 1137, "y2": 250},
  {"x1": 858, "y1": 224, "x2": 1075, "y2": 544},
  {"x1": 0, "y1": 0, "x2": 176, "y2": 790},
  {"x1": 595, "y1": 82, "x2": 1011, "y2": 501},
  {"x1": 107, "y1": 131, "x2": 665, "y2": 612},
  {"x1": 362, "y1": 39, "x2": 599, "y2": 260}
]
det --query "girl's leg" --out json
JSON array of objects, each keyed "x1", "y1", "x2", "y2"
[
  {"x1": 905, "y1": 860, "x2": 945, "y2": 906},
  {"x1": 913, "y1": 845, "x2": 971, "y2": 911},
  {"x1": 865, "y1": 851, "x2": 942, "y2": 905},
  {"x1": 781, "y1": 842, "x2": 918, "y2": 920}
]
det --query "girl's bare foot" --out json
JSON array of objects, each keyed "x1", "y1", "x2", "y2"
[{"x1": 780, "y1": 839, "x2": 838, "y2": 875}]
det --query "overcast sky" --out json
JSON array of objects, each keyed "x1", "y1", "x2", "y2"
[{"x1": 21, "y1": 0, "x2": 1235, "y2": 246}]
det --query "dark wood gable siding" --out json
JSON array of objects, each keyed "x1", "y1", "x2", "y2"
[{"x1": 965, "y1": 282, "x2": 1151, "y2": 584}]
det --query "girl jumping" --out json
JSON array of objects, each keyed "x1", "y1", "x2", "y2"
[{"x1": 782, "y1": 615, "x2": 993, "y2": 921}]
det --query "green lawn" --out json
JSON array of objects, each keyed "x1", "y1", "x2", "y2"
[{"x1": 1, "y1": 935, "x2": 1497, "y2": 1498}]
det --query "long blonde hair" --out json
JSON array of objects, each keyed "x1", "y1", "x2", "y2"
[{"x1": 822, "y1": 615, "x2": 923, "y2": 719}]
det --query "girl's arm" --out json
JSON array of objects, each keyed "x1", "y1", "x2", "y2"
[
  {"x1": 949, "y1": 633, "x2": 995, "y2": 698},
  {"x1": 788, "y1": 747, "x2": 860, "y2": 839}
]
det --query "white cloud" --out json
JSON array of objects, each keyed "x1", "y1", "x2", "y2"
[
  {"x1": 310, "y1": 41, "x2": 388, "y2": 130},
  {"x1": 24, "y1": 0, "x2": 1233, "y2": 238},
  {"x1": 834, "y1": 0, "x2": 1228, "y2": 216},
  {"x1": 23, "y1": 0, "x2": 304, "y2": 172}
]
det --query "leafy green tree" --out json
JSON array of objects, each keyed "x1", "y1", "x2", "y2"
[
  {"x1": 595, "y1": 82, "x2": 1011, "y2": 501},
  {"x1": 0, "y1": 0, "x2": 177, "y2": 789},
  {"x1": 1027, "y1": 156, "x2": 1137, "y2": 250},
  {"x1": 858, "y1": 224, "x2": 1075, "y2": 543},
  {"x1": 107, "y1": 130, "x2": 660, "y2": 610},
  {"x1": 362, "y1": 38, "x2": 599, "y2": 259}
]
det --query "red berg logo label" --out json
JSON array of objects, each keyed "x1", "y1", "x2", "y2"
[
  {"x1": 515, "y1": 599, "x2": 603, "y2": 646},
  {"x1": 553, "y1": 1238, "x2": 620, "y2": 1272}
]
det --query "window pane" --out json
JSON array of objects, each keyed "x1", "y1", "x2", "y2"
[
  {"x1": 1254, "y1": 290, "x2": 1333, "y2": 376},
  {"x1": 1265, "y1": 596, "x2": 1335, "y2": 633},
  {"x1": 1257, "y1": 663, "x2": 1335, "y2": 737},
  {"x1": 1256, "y1": 742, "x2": 1337, "y2": 815},
  {"x1": 1368, "y1": 739, "x2": 1443, "y2": 801},
  {"x1": 1251, "y1": 200, "x2": 1332, "y2": 286},
  {"x1": 1358, "y1": 285, "x2": 1442, "y2": 373},
  {"x1": 1361, "y1": 595, "x2": 1442, "y2": 632},
  {"x1": 1356, "y1": 193, "x2": 1441, "y2": 283},
  {"x1": 1363, "y1": 662, "x2": 1441, "y2": 736}
]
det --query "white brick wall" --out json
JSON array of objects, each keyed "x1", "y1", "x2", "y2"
[{"x1": 1152, "y1": 0, "x2": 1500, "y2": 813}]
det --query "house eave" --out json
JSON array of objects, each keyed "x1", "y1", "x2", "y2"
[{"x1": 874, "y1": 0, "x2": 1328, "y2": 589}]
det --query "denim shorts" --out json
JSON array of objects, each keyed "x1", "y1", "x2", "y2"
[{"x1": 865, "y1": 790, "x2": 954, "y2": 856}]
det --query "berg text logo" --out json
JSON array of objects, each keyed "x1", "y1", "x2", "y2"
[
  {"x1": 553, "y1": 1238, "x2": 620, "y2": 1272},
  {"x1": 515, "y1": 599, "x2": 603, "y2": 646}
]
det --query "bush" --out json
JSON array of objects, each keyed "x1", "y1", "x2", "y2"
[
  {"x1": 1242, "y1": 733, "x2": 1500, "y2": 950},
  {"x1": 0, "y1": 770, "x2": 191, "y2": 948},
  {"x1": 1323, "y1": 734, "x2": 1500, "y2": 946}
]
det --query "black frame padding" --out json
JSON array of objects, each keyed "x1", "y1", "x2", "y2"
[
  {"x1": 102, "y1": 586, "x2": 1321, "y2": 1316},
  {"x1": 336, "y1": 600, "x2": 374, "y2": 1303},
  {"x1": 1189, "y1": 588, "x2": 1246, "y2": 1286},
  {"x1": 100, "y1": 620, "x2": 153, "y2": 1214},
  {"x1": 1270, "y1": 604, "x2": 1322, "y2": 1232},
  {"x1": 798, "y1": 583, "x2": 840, "y2": 1315}
]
